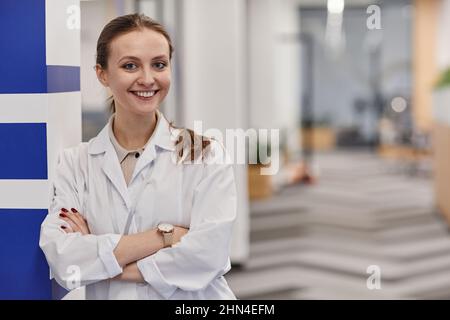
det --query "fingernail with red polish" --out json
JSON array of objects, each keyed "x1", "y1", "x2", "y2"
[
  {"x1": 59, "y1": 213, "x2": 66, "y2": 218},
  {"x1": 71, "y1": 208, "x2": 77, "y2": 213},
  {"x1": 61, "y1": 226, "x2": 66, "y2": 229},
  {"x1": 61, "y1": 208, "x2": 68, "y2": 213}
]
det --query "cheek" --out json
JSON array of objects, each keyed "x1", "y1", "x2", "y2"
[
  {"x1": 108, "y1": 72, "x2": 134, "y2": 92},
  {"x1": 159, "y1": 79, "x2": 170, "y2": 100},
  {"x1": 161, "y1": 75, "x2": 171, "y2": 91}
]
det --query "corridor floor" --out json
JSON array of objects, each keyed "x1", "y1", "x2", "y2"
[{"x1": 226, "y1": 150, "x2": 450, "y2": 299}]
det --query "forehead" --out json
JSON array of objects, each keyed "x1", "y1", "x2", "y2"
[{"x1": 109, "y1": 28, "x2": 170, "y2": 60}]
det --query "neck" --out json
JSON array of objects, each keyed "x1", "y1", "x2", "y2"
[{"x1": 113, "y1": 110, "x2": 158, "y2": 150}]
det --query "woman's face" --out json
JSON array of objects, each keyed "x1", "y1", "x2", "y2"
[{"x1": 97, "y1": 28, "x2": 171, "y2": 116}]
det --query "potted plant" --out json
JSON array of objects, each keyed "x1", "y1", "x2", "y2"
[{"x1": 435, "y1": 67, "x2": 450, "y2": 89}]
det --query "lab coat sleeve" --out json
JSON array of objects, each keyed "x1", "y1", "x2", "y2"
[
  {"x1": 39, "y1": 147, "x2": 123, "y2": 290},
  {"x1": 137, "y1": 141, "x2": 237, "y2": 298}
]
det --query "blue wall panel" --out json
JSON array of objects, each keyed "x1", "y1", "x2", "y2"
[
  {"x1": 0, "y1": 123, "x2": 48, "y2": 179},
  {"x1": 0, "y1": 0, "x2": 47, "y2": 94},
  {"x1": 0, "y1": 0, "x2": 80, "y2": 300},
  {"x1": 0, "y1": 209, "x2": 51, "y2": 300},
  {"x1": 47, "y1": 66, "x2": 81, "y2": 93}
]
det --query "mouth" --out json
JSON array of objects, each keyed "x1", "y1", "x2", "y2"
[{"x1": 129, "y1": 90, "x2": 159, "y2": 101}]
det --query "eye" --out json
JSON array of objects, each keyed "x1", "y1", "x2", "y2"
[
  {"x1": 153, "y1": 62, "x2": 167, "y2": 70},
  {"x1": 122, "y1": 62, "x2": 137, "y2": 71}
]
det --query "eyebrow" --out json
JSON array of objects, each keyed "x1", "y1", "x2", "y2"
[{"x1": 117, "y1": 55, "x2": 169, "y2": 64}]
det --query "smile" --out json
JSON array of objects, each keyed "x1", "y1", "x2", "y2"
[{"x1": 130, "y1": 90, "x2": 159, "y2": 99}]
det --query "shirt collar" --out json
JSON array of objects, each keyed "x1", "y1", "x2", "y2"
[{"x1": 108, "y1": 113, "x2": 158, "y2": 163}]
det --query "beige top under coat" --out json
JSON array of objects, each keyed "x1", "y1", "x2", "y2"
[{"x1": 108, "y1": 111, "x2": 160, "y2": 186}]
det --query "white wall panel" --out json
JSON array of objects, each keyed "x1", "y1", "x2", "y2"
[
  {"x1": 181, "y1": 0, "x2": 250, "y2": 264},
  {"x1": 0, "y1": 94, "x2": 48, "y2": 123},
  {"x1": 0, "y1": 180, "x2": 49, "y2": 209},
  {"x1": 46, "y1": 0, "x2": 81, "y2": 66}
]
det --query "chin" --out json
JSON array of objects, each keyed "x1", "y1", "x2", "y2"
[{"x1": 132, "y1": 104, "x2": 159, "y2": 116}]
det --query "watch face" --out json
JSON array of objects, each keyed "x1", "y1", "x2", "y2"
[{"x1": 158, "y1": 223, "x2": 174, "y2": 233}]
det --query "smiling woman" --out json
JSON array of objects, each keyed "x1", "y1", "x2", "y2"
[{"x1": 39, "y1": 14, "x2": 237, "y2": 300}]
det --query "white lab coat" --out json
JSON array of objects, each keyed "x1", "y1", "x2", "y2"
[{"x1": 39, "y1": 114, "x2": 237, "y2": 300}]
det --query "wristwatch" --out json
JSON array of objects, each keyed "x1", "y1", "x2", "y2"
[{"x1": 157, "y1": 223, "x2": 174, "y2": 248}]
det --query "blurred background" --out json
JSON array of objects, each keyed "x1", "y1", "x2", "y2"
[{"x1": 77, "y1": 0, "x2": 450, "y2": 299}]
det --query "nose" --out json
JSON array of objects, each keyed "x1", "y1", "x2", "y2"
[{"x1": 137, "y1": 66, "x2": 155, "y2": 87}]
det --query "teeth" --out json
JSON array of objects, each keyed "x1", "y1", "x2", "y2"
[{"x1": 134, "y1": 91, "x2": 156, "y2": 98}]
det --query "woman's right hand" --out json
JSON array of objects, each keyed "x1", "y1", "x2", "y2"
[{"x1": 59, "y1": 207, "x2": 91, "y2": 235}]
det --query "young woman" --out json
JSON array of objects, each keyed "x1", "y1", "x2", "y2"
[{"x1": 39, "y1": 14, "x2": 237, "y2": 300}]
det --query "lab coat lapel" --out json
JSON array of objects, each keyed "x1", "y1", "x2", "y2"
[
  {"x1": 89, "y1": 124, "x2": 131, "y2": 210},
  {"x1": 102, "y1": 143, "x2": 131, "y2": 210},
  {"x1": 131, "y1": 143, "x2": 157, "y2": 182}
]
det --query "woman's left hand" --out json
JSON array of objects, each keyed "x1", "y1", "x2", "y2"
[{"x1": 59, "y1": 208, "x2": 91, "y2": 235}]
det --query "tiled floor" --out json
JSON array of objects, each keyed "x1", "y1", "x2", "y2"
[{"x1": 226, "y1": 150, "x2": 450, "y2": 299}]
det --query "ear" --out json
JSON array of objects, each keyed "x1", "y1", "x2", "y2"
[{"x1": 95, "y1": 64, "x2": 109, "y2": 87}]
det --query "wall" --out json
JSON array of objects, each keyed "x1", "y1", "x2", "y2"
[
  {"x1": 412, "y1": 0, "x2": 439, "y2": 132},
  {"x1": 248, "y1": 0, "x2": 302, "y2": 157},
  {"x1": 433, "y1": 121, "x2": 450, "y2": 223},
  {"x1": 80, "y1": 0, "x2": 111, "y2": 113},
  {"x1": 436, "y1": 0, "x2": 450, "y2": 71},
  {"x1": 432, "y1": 0, "x2": 450, "y2": 225},
  {"x1": 179, "y1": 0, "x2": 250, "y2": 263},
  {"x1": 0, "y1": 0, "x2": 81, "y2": 299}
]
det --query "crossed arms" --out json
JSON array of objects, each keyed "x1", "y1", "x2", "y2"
[
  {"x1": 39, "y1": 146, "x2": 236, "y2": 298},
  {"x1": 58, "y1": 207, "x2": 188, "y2": 283}
]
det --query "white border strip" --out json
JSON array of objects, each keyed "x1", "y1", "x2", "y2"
[
  {"x1": 0, "y1": 94, "x2": 48, "y2": 123},
  {"x1": 46, "y1": 0, "x2": 80, "y2": 66},
  {"x1": 0, "y1": 180, "x2": 50, "y2": 209}
]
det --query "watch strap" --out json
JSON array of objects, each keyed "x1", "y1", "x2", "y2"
[{"x1": 163, "y1": 232, "x2": 173, "y2": 248}]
